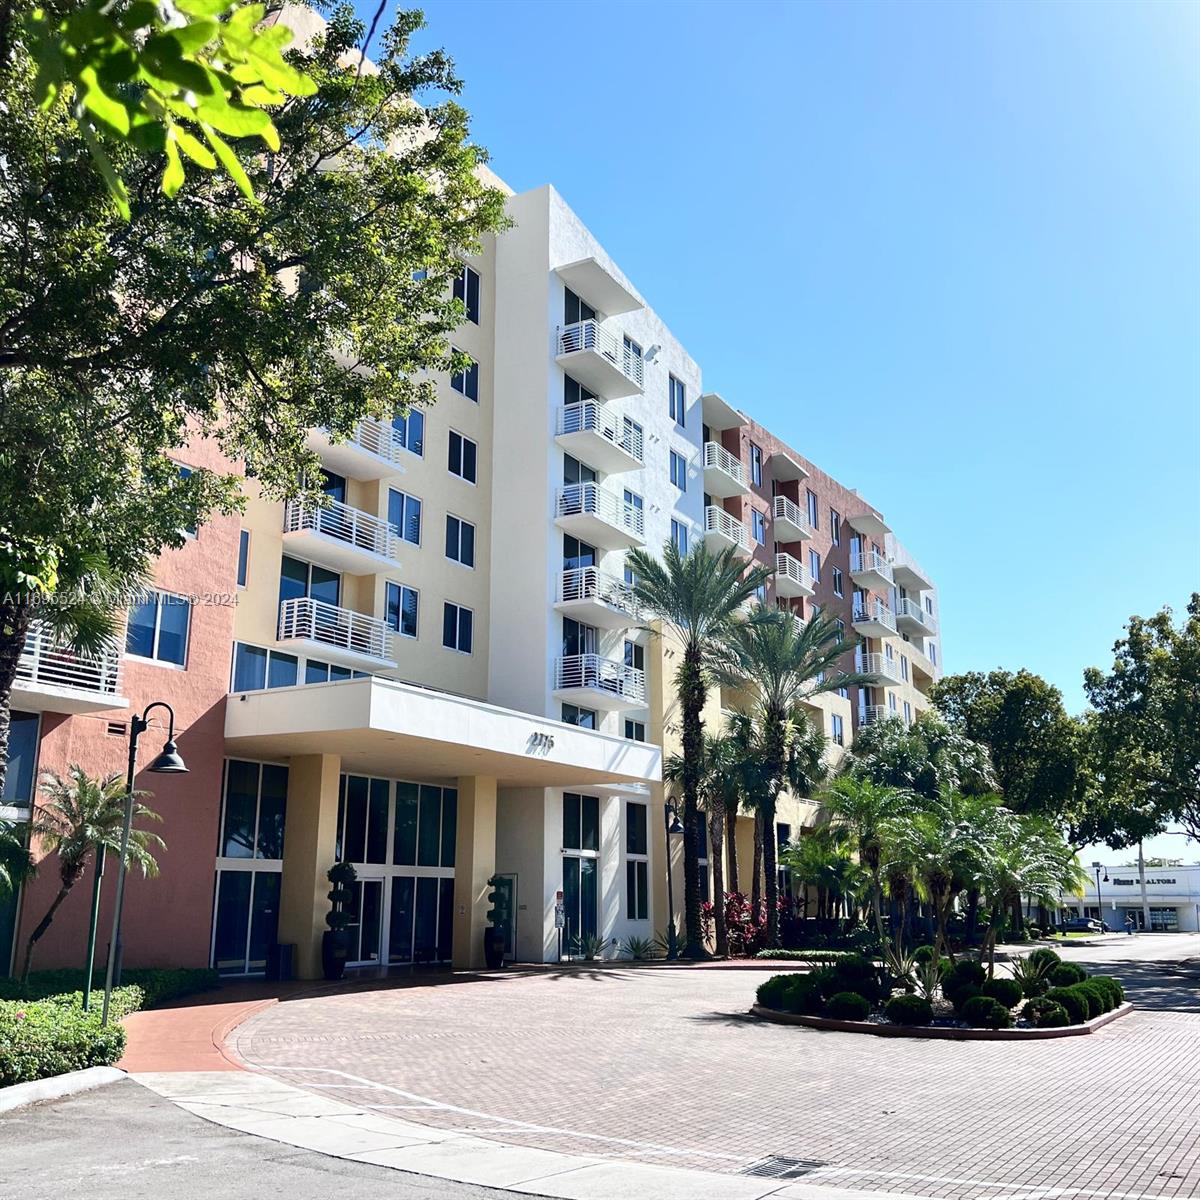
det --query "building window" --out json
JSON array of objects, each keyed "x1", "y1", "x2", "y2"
[
  {"x1": 835, "y1": 617, "x2": 845, "y2": 639},
  {"x1": 624, "y1": 719, "x2": 646, "y2": 741},
  {"x1": 837, "y1": 684, "x2": 849, "y2": 699},
  {"x1": 806, "y1": 489, "x2": 819, "y2": 530},
  {"x1": 624, "y1": 639, "x2": 645, "y2": 672},
  {"x1": 236, "y1": 530, "x2": 250, "y2": 587},
  {"x1": 929, "y1": 643, "x2": 938, "y2": 666},
  {"x1": 903, "y1": 701, "x2": 912, "y2": 725},
  {"x1": 832, "y1": 566, "x2": 843, "y2": 597},
  {"x1": 752, "y1": 509, "x2": 766, "y2": 544},
  {"x1": 279, "y1": 554, "x2": 340, "y2": 608},
  {"x1": 230, "y1": 643, "x2": 298, "y2": 692},
  {"x1": 386, "y1": 582, "x2": 418, "y2": 638},
  {"x1": 388, "y1": 489, "x2": 422, "y2": 545},
  {"x1": 442, "y1": 602, "x2": 473, "y2": 653},
  {"x1": 175, "y1": 464, "x2": 197, "y2": 537},
  {"x1": 561, "y1": 704, "x2": 597, "y2": 729},
  {"x1": 888, "y1": 692, "x2": 898, "y2": 712},
  {"x1": 450, "y1": 353, "x2": 479, "y2": 402},
  {"x1": 749, "y1": 443, "x2": 763, "y2": 487},
  {"x1": 830, "y1": 510, "x2": 841, "y2": 546},
  {"x1": 669, "y1": 374, "x2": 686, "y2": 427},
  {"x1": 669, "y1": 449, "x2": 687, "y2": 491},
  {"x1": 831, "y1": 714, "x2": 845, "y2": 746},
  {"x1": 754, "y1": 582, "x2": 767, "y2": 604},
  {"x1": 447, "y1": 430, "x2": 477, "y2": 483},
  {"x1": 126, "y1": 592, "x2": 191, "y2": 666},
  {"x1": 670, "y1": 518, "x2": 688, "y2": 554},
  {"x1": 2, "y1": 711, "x2": 40, "y2": 813},
  {"x1": 925, "y1": 595, "x2": 935, "y2": 615},
  {"x1": 901, "y1": 654, "x2": 909, "y2": 682},
  {"x1": 626, "y1": 801, "x2": 649, "y2": 921},
  {"x1": 809, "y1": 548, "x2": 820, "y2": 583},
  {"x1": 453, "y1": 263, "x2": 480, "y2": 324},
  {"x1": 563, "y1": 792, "x2": 600, "y2": 852},
  {"x1": 445, "y1": 514, "x2": 476, "y2": 567},
  {"x1": 393, "y1": 408, "x2": 425, "y2": 457},
  {"x1": 305, "y1": 659, "x2": 356, "y2": 684}
]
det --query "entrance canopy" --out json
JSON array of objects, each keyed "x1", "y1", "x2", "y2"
[{"x1": 225, "y1": 676, "x2": 661, "y2": 787}]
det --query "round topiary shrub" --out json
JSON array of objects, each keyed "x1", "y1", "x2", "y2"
[
  {"x1": 981, "y1": 977, "x2": 1024, "y2": 1009},
  {"x1": 1049, "y1": 962, "x2": 1087, "y2": 987},
  {"x1": 1028, "y1": 947, "x2": 1062, "y2": 971},
  {"x1": 960, "y1": 994, "x2": 1013, "y2": 1029},
  {"x1": 1045, "y1": 986, "x2": 1088, "y2": 1024},
  {"x1": 1023, "y1": 998, "x2": 1070, "y2": 1028},
  {"x1": 884, "y1": 993, "x2": 934, "y2": 1026},
  {"x1": 810, "y1": 966, "x2": 842, "y2": 1000},
  {"x1": 1091, "y1": 975, "x2": 1124, "y2": 1008},
  {"x1": 756, "y1": 974, "x2": 793, "y2": 1009},
  {"x1": 780, "y1": 975, "x2": 826, "y2": 1016},
  {"x1": 824, "y1": 991, "x2": 871, "y2": 1021},
  {"x1": 912, "y1": 944, "x2": 938, "y2": 964},
  {"x1": 1074, "y1": 981, "x2": 1109, "y2": 1018},
  {"x1": 826, "y1": 954, "x2": 884, "y2": 1003},
  {"x1": 950, "y1": 984, "x2": 983, "y2": 1015}
]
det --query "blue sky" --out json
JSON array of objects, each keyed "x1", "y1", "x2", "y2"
[{"x1": 379, "y1": 2, "x2": 1198, "y2": 849}]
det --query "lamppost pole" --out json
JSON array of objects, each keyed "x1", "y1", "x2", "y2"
[
  {"x1": 1092, "y1": 861, "x2": 1106, "y2": 932},
  {"x1": 101, "y1": 702, "x2": 187, "y2": 1026},
  {"x1": 663, "y1": 802, "x2": 682, "y2": 961}
]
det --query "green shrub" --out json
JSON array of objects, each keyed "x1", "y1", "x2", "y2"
[
  {"x1": 950, "y1": 984, "x2": 983, "y2": 1015},
  {"x1": 1011, "y1": 954, "x2": 1053, "y2": 998},
  {"x1": 884, "y1": 993, "x2": 934, "y2": 1026},
  {"x1": 943, "y1": 960, "x2": 987, "y2": 1007},
  {"x1": 1023, "y1": 997, "x2": 1071, "y2": 1028},
  {"x1": 0, "y1": 967, "x2": 217, "y2": 1008},
  {"x1": 755, "y1": 975, "x2": 794, "y2": 1010},
  {"x1": 960, "y1": 994, "x2": 1013, "y2": 1029},
  {"x1": 1049, "y1": 962, "x2": 1087, "y2": 987},
  {"x1": 912, "y1": 944, "x2": 938, "y2": 964},
  {"x1": 824, "y1": 991, "x2": 871, "y2": 1021},
  {"x1": 754, "y1": 949, "x2": 854, "y2": 963},
  {"x1": 780, "y1": 975, "x2": 826, "y2": 1016},
  {"x1": 1027, "y1": 947, "x2": 1061, "y2": 971},
  {"x1": 981, "y1": 977, "x2": 1024, "y2": 1009},
  {"x1": 1073, "y1": 981, "x2": 1109, "y2": 1018},
  {"x1": 825, "y1": 954, "x2": 884, "y2": 1002},
  {"x1": 1091, "y1": 975, "x2": 1125, "y2": 1008},
  {"x1": 1045, "y1": 986, "x2": 1088, "y2": 1024},
  {"x1": 0, "y1": 1000, "x2": 127, "y2": 1086}
]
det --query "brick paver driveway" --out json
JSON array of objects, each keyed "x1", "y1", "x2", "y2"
[{"x1": 233, "y1": 936, "x2": 1200, "y2": 1199}]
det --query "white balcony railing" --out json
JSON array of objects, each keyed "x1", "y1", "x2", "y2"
[
  {"x1": 861, "y1": 705, "x2": 894, "y2": 727},
  {"x1": 703, "y1": 441, "x2": 746, "y2": 486},
  {"x1": 557, "y1": 319, "x2": 645, "y2": 389},
  {"x1": 856, "y1": 651, "x2": 902, "y2": 683},
  {"x1": 278, "y1": 597, "x2": 393, "y2": 662},
  {"x1": 853, "y1": 598, "x2": 898, "y2": 635},
  {"x1": 774, "y1": 552, "x2": 813, "y2": 592},
  {"x1": 556, "y1": 483, "x2": 645, "y2": 540},
  {"x1": 556, "y1": 654, "x2": 647, "y2": 706},
  {"x1": 283, "y1": 497, "x2": 401, "y2": 562},
  {"x1": 17, "y1": 624, "x2": 123, "y2": 698},
  {"x1": 895, "y1": 596, "x2": 938, "y2": 634},
  {"x1": 850, "y1": 548, "x2": 894, "y2": 585},
  {"x1": 557, "y1": 567, "x2": 641, "y2": 620},
  {"x1": 772, "y1": 494, "x2": 812, "y2": 538},
  {"x1": 556, "y1": 400, "x2": 643, "y2": 463},
  {"x1": 704, "y1": 505, "x2": 752, "y2": 551},
  {"x1": 342, "y1": 418, "x2": 407, "y2": 465}
]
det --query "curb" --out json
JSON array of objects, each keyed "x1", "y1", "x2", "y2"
[
  {"x1": 749, "y1": 1001, "x2": 1135, "y2": 1040},
  {"x1": 0, "y1": 1065, "x2": 125, "y2": 1114}
]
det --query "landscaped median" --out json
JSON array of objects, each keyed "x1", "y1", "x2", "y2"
[
  {"x1": 0, "y1": 968, "x2": 217, "y2": 1087},
  {"x1": 749, "y1": 947, "x2": 1133, "y2": 1039}
]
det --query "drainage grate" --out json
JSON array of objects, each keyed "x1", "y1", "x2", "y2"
[{"x1": 740, "y1": 1156, "x2": 828, "y2": 1180}]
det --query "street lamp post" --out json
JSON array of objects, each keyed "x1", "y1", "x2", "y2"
[
  {"x1": 1092, "y1": 861, "x2": 1110, "y2": 932},
  {"x1": 663, "y1": 801, "x2": 684, "y2": 961},
  {"x1": 100, "y1": 702, "x2": 188, "y2": 1026}
]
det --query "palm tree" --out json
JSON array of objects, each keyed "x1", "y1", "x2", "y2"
[
  {"x1": 0, "y1": 820, "x2": 34, "y2": 898},
  {"x1": 627, "y1": 541, "x2": 773, "y2": 958},
  {"x1": 21, "y1": 766, "x2": 163, "y2": 982},
  {"x1": 721, "y1": 608, "x2": 879, "y2": 947},
  {"x1": 781, "y1": 824, "x2": 866, "y2": 925}
]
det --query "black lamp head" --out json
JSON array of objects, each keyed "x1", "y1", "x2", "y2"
[
  {"x1": 148, "y1": 739, "x2": 189, "y2": 774},
  {"x1": 667, "y1": 813, "x2": 684, "y2": 836}
]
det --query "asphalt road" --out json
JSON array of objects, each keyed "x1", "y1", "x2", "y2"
[{"x1": 0, "y1": 1078, "x2": 511, "y2": 1200}]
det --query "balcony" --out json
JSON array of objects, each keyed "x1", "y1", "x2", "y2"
[
  {"x1": 852, "y1": 598, "x2": 898, "y2": 638},
  {"x1": 555, "y1": 483, "x2": 645, "y2": 549},
  {"x1": 13, "y1": 624, "x2": 127, "y2": 715},
  {"x1": 277, "y1": 597, "x2": 396, "y2": 671},
  {"x1": 282, "y1": 498, "x2": 401, "y2": 575},
  {"x1": 850, "y1": 548, "x2": 894, "y2": 593},
  {"x1": 774, "y1": 552, "x2": 814, "y2": 598},
  {"x1": 555, "y1": 400, "x2": 642, "y2": 473},
  {"x1": 772, "y1": 494, "x2": 812, "y2": 541},
  {"x1": 702, "y1": 442, "x2": 748, "y2": 498},
  {"x1": 895, "y1": 597, "x2": 938, "y2": 638},
  {"x1": 555, "y1": 567, "x2": 643, "y2": 630},
  {"x1": 704, "y1": 505, "x2": 752, "y2": 556},
  {"x1": 556, "y1": 319, "x2": 644, "y2": 400},
  {"x1": 305, "y1": 418, "x2": 407, "y2": 480},
  {"x1": 554, "y1": 654, "x2": 647, "y2": 712},
  {"x1": 856, "y1": 651, "x2": 902, "y2": 684},
  {"x1": 860, "y1": 705, "x2": 895, "y2": 728}
]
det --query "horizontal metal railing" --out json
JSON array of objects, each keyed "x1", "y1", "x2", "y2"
[
  {"x1": 556, "y1": 653, "x2": 647, "y2": 706},
  {"x1": 774, "y1": 552, "x2": 813, "y2": 591},
  {"x1": 17, "y1": 624, "x2": 123, "y2": 697},
  {"x1": 556, "y1": 400, "x2": 643, "y2": 463},
  {"x1": 772, "y1": 494, "x2": 811, "y2": 537},
  {"x1": 852, "y1": 599, "x2": 898, "y2": 634},
  {"x1": 556, "y1": 319, "x2": 645, "y2": 389},
  {"x1": 861, "y1": 705, "x2": 894, "y2": 727},
  {"x1": 557, "y1": 567, "x2": 641, "y2": 620},
  {"x1": 278, "y1": 597, "x2": 393, "y2": 662},
  {"x1": 704, "y1": 505, "x2": 751, "y2": 551},
  {"x1": 856, "y1": 651, "x2": 902, "y2": 682},
  {"x1": 283, "y1": 497, "x2": 401, "y2": 562},
  {"x1": 703, "y1": 441, "x2": 745, "y2": 485},
  {"x1": 556, "y1": 483, "x2": 645, "y2": 540},
  {"x1": 895, "y1": 596, "x2": 937, "y2": 634},
  {"x1": 850, "y1": 548, "x2": 894, "y2": 584}
]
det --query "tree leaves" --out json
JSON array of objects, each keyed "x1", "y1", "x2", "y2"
[{"x1": 23, "y1": 0, "x2": 317, "y2": 213}]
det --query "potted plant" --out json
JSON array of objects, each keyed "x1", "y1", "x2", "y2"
[{"x1": 321, "y1": 860, "x2": 358, "y2": 981}]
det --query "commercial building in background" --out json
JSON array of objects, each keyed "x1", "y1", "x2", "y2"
[
  {"x1": 1061, "y1": 862, "x2": 1200, "y2": 932},
  {"x1": 2, "y1": 173, "x2": 942, "y2": 980}
]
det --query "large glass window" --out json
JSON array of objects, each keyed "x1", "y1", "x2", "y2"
[
  {"x1": 126, "y1": 592, "x2": 191, "y2": 666},
  {"x1": 386, "y1": 582, "x2": 418, "y2": 639},
  {"x1": 388, "y1": 489, "x2": 422, "y2": 545},
  {"x1": 231, "y1": 643, "x2": 298, "y2": 692},
  {"x1": 450, "y1": 351, "x2": 479, "y2": 401},
  {"x1": 442, "y1": 602, "x2": 473, "y2": 653},
  {"x1": 668, "y1": 374, "x2": 686, "y2": 427},
  {"x1": 393, "y1": 408, "x2": 424, "y2": 457},
  {"x1": 447, "y1": 430, "x2": 477, "y2": 483},
  {"x1": 563, "y1": 793, "x2": 599, "y2": 852},
  {"x1": 2, "y1": 711, "x2": 40, "y2": 810},
  {"x1": 279, "y1": 555, "x2": 340, "y2": 607},
  {"x1": 454, "y1": 264, "x2": 480, "y2": 323},
  {"x1": 445, "y1": 514, "x2": 476, "y2": 567}
]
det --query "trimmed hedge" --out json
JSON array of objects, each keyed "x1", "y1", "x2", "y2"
[
  {"x1": 0, "y1": 967, "x2": 217, "y2": 1008},
  {"x1": 1027, "y1": 947, "x2": 1062, "y2": 971},
  {"x1": 981, "y1": 977, "x2": 1024, "y2": 1009},
  {"x1": 884, "y1": 993, "x2": 934, "y2": 1026},
  {"x1": 779, "y1": 976, "x2": 826, "y2": 1016},
  {"x1": 1045, "y1": 986, "x2": 1089, "y2": 1024},
  {"x1": 960, "y1": 994, "x2": 1013, "y2": 1029},
  {"x1": 755, "y1": 975, "x2": 794, "y2": 1009},
  {"x1": 1048, "y1": 962, "x2": 1087, "y2": 987},
  {"x1": 824, "y1": 991, "x2": 871, "y2": 1020},
  {"x1": 753, "y1": 949, "x2": 857, "y2": 964},
  {"x1": 1023, "y1": 996, "x2": 1071, "y2": 1028}
]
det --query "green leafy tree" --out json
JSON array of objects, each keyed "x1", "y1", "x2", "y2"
[
  {"x1": 0, "y1": 4, "x2": 507, "y2": 795},
  {"x1": 0, "y1": 819, "x2": 35, "y2": 897},
  {"x1": 21, "y1": 766, "x2": 162, "y2": 981},
  {"x1": 1082, "y1": 594, "x2": 1200, "y2": 845},
  {"x1": 780, "y1": 824, "x2": 865, "y2": 924},
  {"x1": 627, "y1": 541, "x2": 773, "y2": 957},
  {"x1": 720, "y1": 608, "x2": 877, "y2": 947}
]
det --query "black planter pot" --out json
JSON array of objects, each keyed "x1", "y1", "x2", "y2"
[
  {"x1": 322, "y1": 928, "x2": 352, "y2": 981},
  {"x1": 483, "y1": 927, "x2": 506, "y2": 969}
]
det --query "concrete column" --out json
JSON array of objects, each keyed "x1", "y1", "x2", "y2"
[
  {"x1": 452, "y1": 775, "x2": 497, "y2": 970},
  {"x1": 278, "y1": 753, "x2": 342, "y2": 980}
]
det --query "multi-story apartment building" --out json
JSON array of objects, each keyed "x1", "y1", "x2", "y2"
[{"x1": 1, "y1": 176, "x2": 941, "y2": 981}]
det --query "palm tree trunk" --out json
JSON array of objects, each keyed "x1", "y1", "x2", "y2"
[
  {"x1": 725, "y1": 804, "x2": 739, "y2": 895},
  {"x1": 965, "y1": 886, "x2": 981, "y2": 945},
  {"x1": 678, "y1": 649, "x2": 706, "y2": 959},
  {"x1": 0, "y1": 599, "x2": 32, "y2": 802},
  {"x1": 22, "y1": 870, "x2": 81, "y2": 983},
  {"x1": 1010, "y1": 893, "x2": 1023, "y2": 939},
  {"x1": 751, "y1": 810, "x2": 763, "y2": 910},
  {"x1": 763, "y1": 797, "x2": 780, "y2": 948},
  {"x1": 709, "y1": 810, "x2": 728, "y2": 956}
]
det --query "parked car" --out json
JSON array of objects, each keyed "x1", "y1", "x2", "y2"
[{"x1": 1061, "y1": 916, "x2": 1107, "y2": 933}]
